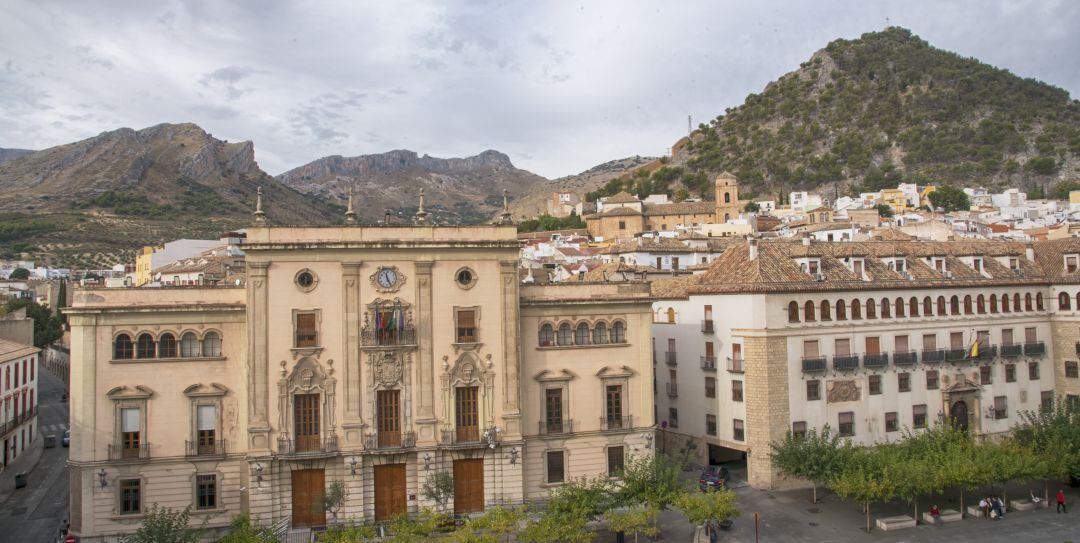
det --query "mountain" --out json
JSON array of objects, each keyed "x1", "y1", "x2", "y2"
[
  {"x1": 0, "y1": 123, "x2": 336, "y2": 267},
  {"x1": 590, "y1": 27, "x2": 1079, "y2": 202},
  {"x1": 509, "y1": 156, "x2": 657, "y2": 218},
  {"x1": 0, "y1": 148, "x2": 33, "y2": 165},
  {"x1": 278, "y1": 149, "x2": 547, "y2": 224}
]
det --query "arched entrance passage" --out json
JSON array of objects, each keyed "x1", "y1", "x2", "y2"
[{"x1": 950, "y1": 400, "x2": 969, "y2": 431}]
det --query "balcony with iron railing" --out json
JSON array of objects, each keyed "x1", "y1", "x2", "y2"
[
  {"x1": 441, "y1": 426, "x2": 482, "y2": 446},
  {"x1": 538, "y1": 419, "x2": 573, "y2": 435},
  {"x1": 665, "y1": 351, "x2": 677, "y2": 366},
  {"x1": 0, "y1": 406, "x2": 36, "y2": 437},
  {"x1": 185, "y1": 439, "x2": 226, "y2": 457},
  {"x1": 833, "y1": 354, "x2": 860, "y2": 372},
  {"x1": 922, "y1": 349, "x2": 945, "y2": 363},
  {"x1": 726, "y1": 357, "x2": 744, "y2": 374},
  {"x1": 701, "y1": 320, "x2": 714, "y2": 333},
  {"x1": 893, "y1": 351, "x2": 918, "y2": 366},
  {"x1": 667, "y1": 383, "x2": 679, "y2": 398},
  {"x1": 863, "y1": 352, "x2": 889, "y2": 369},
  {"x1": 1002, "y1": 343, "x2": 1023, "y2": 358},
  {"x1": 1024, "y1": 341, "x2": 1046, "y2": 356},
  {"x1": 361, "y1": 328, "x2": 417, "y2": 347},
  {"x1": 600, "y1": 415, "x2": 634, "y2": 432},
  {"x1": 974, "y1": 345, "x2": 998, "y2": 362},
  {"x1": 108, "y1": 443, "x2": 151, "y2": 461},
  {"x1": 277, "y1": 435, "x2": 338, "y2": 456},
  {"x1": 365, "y1": 431, "x2": 416, "y2": 451},
  {"x1": 700, "y1": 356, "x2": 717, "y2": 371},
  {"x1": 801, "y1": 356, "x2": 827, "y2": 373},
  {"x1": 946, "y1": 348, "x2": 969, "y2": 362}
]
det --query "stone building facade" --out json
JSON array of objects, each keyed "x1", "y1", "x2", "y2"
[
  {"x1": 66, "y1": 224, "x2": 654, "y2": 541},
  {"x1": 653, "y1": 238, "x2": 1080, "y2": 489}
]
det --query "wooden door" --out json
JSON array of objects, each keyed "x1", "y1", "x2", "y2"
[
  {"x1": 544, "y1": 388, "x2": 562, "y2": 433},
  {"x1": 453, "y1": 459, "x2": 484, "y2": 514},
  {"x1": 294, "y1": 393, "x2": 320, "y2": 452},
  {"x1": 377, "y1": 390, "x2": 400, "y2": 447},
  {"x1": 374, "y1": 464, "x2": 407, "y2": 521},
  {"x1": 291, "y1": 469, "x2": 326, "y2": 528},
  {"x1": 455, "y1": 386, "x2": 479, "y2": 442}
]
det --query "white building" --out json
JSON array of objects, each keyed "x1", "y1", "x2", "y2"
[{"x1": 790, "y1": 192, "x2": 823, "y2": 212}]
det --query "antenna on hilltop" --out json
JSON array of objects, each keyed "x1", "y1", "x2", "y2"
[{"x1": 687, "y1": 115, "x2": 692, "y2": 135}]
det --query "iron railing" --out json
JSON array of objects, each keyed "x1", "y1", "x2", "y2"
[
  {"x1": 802, "y1": 357, "x2": 827, "y2": 373},
  {"x1": 893, "y1": 351, "x2": 918, "y2": 366},
  {"x1": 361, "y1": 328, "x2": 417, "y2": 347},
  {"x1": 726, "y1": 357, "x2": 744, "y2": 373},
  {"x1": 863, "y1": 353, "x2": 889, "y2": 369},
  {"x1": 1002, "y1": 344, "x2": 1022, "y2": 357},
  {"x1": 537, "y1": 420, "x2": 573, "y2": 435},
  {"x1": 701, "y1": 320, "x2": 714, "y2": 333},
  {"x1": 600, "y1": 416, "x2": 633, "y2": 431},
  {"x1": 946, "y1": 348, "x2": 969, "y2": 362},
  {"x1": 108, "y1": 443, "x2": 150, "y2": 461},
  {"x1": 277, "y1": 435, "x2": 338, "y2": 455},
  {"x1": 665, "y1": 352, "x2": 677, "y2": 365},
  {"x1": 1024, "y1": 341, "x2": 1046, "y2": 356},
  {"x1": 185, "y1": 439, "x2": 226, "y2": 457},
  {"x1": 666, "y1": 383, "x2": 679, "y2": 398},
  {"x1": 700, "y1": 356, "x2": 717, "y2": 371},
  {"x1": 365, "y1": 431, "x2": 416, "y2": 450},
  {"x1": 441, "y1": 427, "x2": 481, "y2": 445},
  {"x1": 833, "y1": 355, "x2": 860, "y2": 372}
]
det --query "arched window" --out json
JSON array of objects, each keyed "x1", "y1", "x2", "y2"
[
  {"x1": 804, "y1": 301, "x2": 816, "y2": 322},
  {"x1": 666, "y1": 308, "x2": 676, "y2": 323},
  {"x1": 1060, "y1": 292, "x2": 1072, "y2": 310},
  {"x1": 539, "y1": 324, "x2": 555, "y2": 347},
  {"x1": 135, "y1": 333, "x2": 156, "y2": 359},
  {"x1": 937, "y1": 296, "x2": 946, "y2": 316},
  {"x1": 724, "y1": 192, "x2": 731, "y2": 203},
  {"x1": 574, "y1": 323, "x2": 590, "y2": 345},
  {"x1": 866, "y1": 299, "x2": 877, "y2": 319},
  {"x1": 908, "y1": 297, "x2": 919, "y2": 317},
  {"x1": 1002, "y1": 294, "x2": 1011, "y2": 313},
  {"x1": 181, "y1": 332, "x2": 201, "y2": 357},
  {"x1": 114, "y1": 334, "x2": 134, "y2": 359},
  {"x1": 851, "y1": 299, "x2": 862, "y2": 320},
  {"x1": 880, "y1": 297, "x2": 891, "y2": 318},
  {"x1": 1013, "y1": 293, "x2": 1021, "y2": 311},
  {"x1": 963, "y1": 295, "x2": 973, "y2": 315},
  {"x1": 557, "y1": 323, "x2": 573, "y2": 346},
  {"x1": 923, "y1": 296, "x2": 933, "y2": 316},
  {"x1": 820, "y1": 300, "x2": 831, "y2": 321},
  {"x1": 1036, "y1": 293, "x2": 1044, "y2": 311},
  {"x1": 989, "y1": 294, "x2": 998, "y2": 314},
  {"x1": 159, "y1": 332, "x2": 178, "y2": 358},
  {"x1": 1025, "y1": 293, "x2": 1033, "y2": 311},
  {"x1": 788, "y1": 301, "x2": 800, "y2": 323},
  {"x1": 612, "y1": 321, "x2": 626, "y2": 343},
  {"x1": 592, "y1": 322, "x2": 608, "y2": 344},
  {"x1": 202, "y1": 331, "x2": 222, "y2": 357},
  {"x1": 950, "y1": 296, "x2": 960, "y2": 315},
  {"x1": 895, "y1": 297, "x2": 905, "y2": 318},
  {"x1": 836, "y1": 300, "x2": 847, "y2": 321},
  {"x1": 976, "y1": 295, "x2": 986, "y2": 314}
]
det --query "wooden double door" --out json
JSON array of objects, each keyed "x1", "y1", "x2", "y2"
[
  {"x1": 291, "y1": 469, "x2": 326, "y2": 528},
  {"x1": 374, "y1": 464, "x2": 407, "y2": 521},
  {"x1": 453, "y1": 459, "x2": 484, "y2": 514}
]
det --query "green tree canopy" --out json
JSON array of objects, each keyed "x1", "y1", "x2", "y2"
[
  {"x1": 8, "y1": 267, "x2": 29, "y2": 280},
  {"x1": 927, "y1": 185, "x2": 970, "y2": 212}
]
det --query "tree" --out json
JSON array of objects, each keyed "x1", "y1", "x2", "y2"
[
  {"x1": 1013, "y1": 398, "x2": 1080, "y2": 501},
  {"x1": 874, "y1": 204, "x2": 894, "y2": 218},
  {"x1": 322, "y1": 523, "x2": 378, "y2": 543},
  {"x1": 674, "y1": 188, "x2": 690, "y2": 202},
  {"x1": 421, "y1": 471, "x2": 455, "y2": 514},
  {"x1": 120, "y1": 505, "x2": 203, "y2": 543},
  {"x1": 770, "y1": 424, "x2": 850, "y2": 503},
  {"x1": 217, "y1": 514, "x2": 277, "y2": 543},
  {"x1": 4, "y1": 299, "x2": 63, "y2": 348},
  {"x1": 927, "y1": 185, "x2": 970, "y2": 212},
  {"x1": 469, "y1": 506, "x2": 526, "y2": 543},
  {"x1": 829, "y1": 450, "x2": 895, "y2": 533},
  {"x1": 55, "y1": 279, "x2": 67, "y2": 323},
  {"x1": 322, "y1": 479, "x2": 348, "y2": 522},
  {"x1": 744, "y1": 201, "x2": 761, "y2": 213},
  {"x1": 674, "y1": 489, "x2": 739, "y2": 535},
  {"x1": 603, "y1": 506, "x2": 659, "y2": 543},
  {"x1": 389, "y1": 509, "x2": 445, "y2": 543},
  {"x1": 8, "y1": 267, "x2": 29, "y2": 280},
  {"x1": 518, "y1": 511, "x2": 593, "y2": 543}
]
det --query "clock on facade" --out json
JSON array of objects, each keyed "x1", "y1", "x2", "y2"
[{"x1": 371, "y1": 266, "x2": 404, "y2": 292}]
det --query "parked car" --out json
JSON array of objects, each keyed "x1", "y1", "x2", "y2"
[
  {"x1": 44, "y1": 435, "x2": 56, "y2": 448},
  {"x1": 698, "y1": 465, "x2": 730, "y2": 492},
  {"x1": 62, "y1": 430, "x2": 70, "y2": 447}
]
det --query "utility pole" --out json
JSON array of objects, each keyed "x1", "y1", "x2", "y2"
[{"x1": 687, "y1": 115, "x2": 692, "y2": 135}]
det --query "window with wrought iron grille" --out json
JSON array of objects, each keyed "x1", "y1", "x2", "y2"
[{"x1": 196, "y1": 474, "x2": 217, "y2": 510}]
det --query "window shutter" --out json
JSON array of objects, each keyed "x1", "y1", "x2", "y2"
[
  {"x1": 197, "y1": 405, "x2": 216, "y2": 431},
  {"x1": 122, "y1": 408, "x2": 140, "y2": 432}
]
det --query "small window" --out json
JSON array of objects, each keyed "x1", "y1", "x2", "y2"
[
  {"x1": 296, "y1": 270, "x2": 315, "y2": 289},
  {"x1": 456, "y1": 268, "x2": 474, "y2": 287},
  {"x1": 731, "y1": 380, "x2": 743, "y2": 402},
  {"x1": 159, "y1": 333, "x2": 178, "y2": 358},
  {"x1": 868, "y1": 375, "x2": 881, "y2": 395},
  {"x1": 120, "y1": 479, "x2": 141, "y2": 515},
  {"x1": 788, "y1": 301, "x2": 800, "y2": 323},
  {"x1": 180, "y1": 332, "x2": 201, "y2": 357},
  {"x1": 607, "y1": 446, "x2": 625, "y2": 476},
  {"x1": 1066, "y1": 361, "x2": 1079, "y2": 379},
  {"x1": 592, "y1": 322, "x2": 608, "y2": 345},
  {"x1": 618, "y1": 221, "x2": 626, "y2": 230},
  {"x1": 733, "y1": 419, "x2": 745, "y2": 441},
  {"x1": 926, "y1": 370, "x2": 939, "y2": 390},
  {"x1": 574, "y1": 323, "x2": 590, "y2": 345},
  {"x1": 546, "y1": 451, "x2": 565, "y2": 483},
  {"x1": 1029, "y1": 362, "x2": 1040, "y2": 380},
  {"x1": 1041, "y1": 391, "x2": 1054, "y2": 411},
  {"x1": 980, "y1": 365, "x2": 992, "y2": 385},
  {"x1": 1005, "y1": 364, "x2": 1016, "y2": 382},
  {"x1": 792, "y1": 421, "x2": 807, "y2": 438},
  {"x1": 135, "y1": 333, "x2": 156, "y2": 359},
  {"x1": 539, "y1": 324, "x2": 555, "y2": 347},
  {"x1": 114, "y1": 334, "x2": 134, "y2": 359},
  {"x1": 1060, "y1": 292, "x2": 1072, "y2": 310},
  {"x1": 557, "y1": 323, "x2": 572, "y2": 346},
  {"x1": 898, "y1": 372, "x2": 910, "y2": 392},
  {"x1": 295, "y1": 313, "x2": 318, "y2": 348},
  {"x1": 1067, "y1": 255, "x2": 1079, "y2": 273},
  {"x1": 668, "y1": 408, "x2": 679, "y2": 428},
  {"x1": 993, "y1": 396, "x2": 1007, "y2": 419},
  {"x1": 705, "y1": 415, "x2": 717, "y2": 436},
  {"x1": 913, "y1": 404, "x2": 927, "y2": 429},
  {"x1": 838, "y1": 412, "x2": 854, "y2": 437},
  {"x1": 456, "y1": 309, "x2": 477, "y2": 343},
  {"x1": 196, "y1": 474, "x2": 217, "y2": 510},
  {"x1": 611, "y1": 321, "x2": 626, "y2": 343},
  {"x1": 705, "y1": 377, "x2": 716, "y2": 399},
  {"x1": 202, "y1": 332, "x2": 222, "y2": 357},
  {"x1": 885, "y1": 412, "x2": 898, "y2": 433},
  {"x1": 806, "y1": 380, "x2": 820, "y2": 401},
  {"x1": 666, "y1": 308, "x2": 676, "y2": 323}
]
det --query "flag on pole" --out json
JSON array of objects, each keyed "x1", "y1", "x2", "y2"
[{"x1": 968, "y1": 339, "x2": 979, "y2": 359}]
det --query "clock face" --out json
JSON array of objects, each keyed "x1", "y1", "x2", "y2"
[{"x1": 376, "y1": 268, "x2": 398, "y2": 288}]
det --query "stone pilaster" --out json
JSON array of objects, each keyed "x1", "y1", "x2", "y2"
[
  {"x1": 414, "y1": 261, "x2": 437, "y2": 444},
  {"x1": 500, "y1": 260, "x2": 522, "y2": 436},
  {"x1": 342, "y1": 261, "x2": 363, "y2": 446},
  {"x1": 247, "y1": 261, "x2": 272, "y2": 452},
  {"x1": 743, "y1": 333, "x2": 791, "y2": 489},
  {"x1": 1050, "y1": 318, "x2": 1080, "y2": 399}
]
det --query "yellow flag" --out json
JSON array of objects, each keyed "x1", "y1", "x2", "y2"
[{"x1": 968, "y1": 340, "x2": 979, "y2": 358}]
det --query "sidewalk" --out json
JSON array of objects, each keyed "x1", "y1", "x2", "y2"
[{"x1": 0, "y1": 431, "x2": 45, "y2": 505}]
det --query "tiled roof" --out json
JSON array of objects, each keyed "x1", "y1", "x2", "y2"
[
  {"x1": 868, "y1": 228, "x2": 914, "y2": 241},
  {"x1": 687, "y1": 239, "x2": 1044, "y2": 294},
  {"x1": 603, "y1": 191, "x2": 640, "y2": 204},
  {"x1": 643, "y1": 202, "x2": 715, "y2": 216},
  {"x1": 587, "y1": 206, "x2": 641, "y2": 218},
  {"x1": 1033, "y1": 238, "x2": 1080, "y2": 283},
  {"x1": 0, "y1": 338, "x2": 39, "y2": 361},
  {"x1": 601, "y1": 238, "x2": 699, "y2": 254},
  {"x1": 651, "y1": 276, "x2": 693, "y2": 299}
]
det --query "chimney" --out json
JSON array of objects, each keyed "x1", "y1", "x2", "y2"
[
  {"x1": 748, "y1": 237, "x2": 758, "y2": 261},
  {"x1": 1025, "y1": 245, "x2": 1035, "y2": 262},
  {"x1": 802, "y1": 233, "x2": 811, "y2": 246}
]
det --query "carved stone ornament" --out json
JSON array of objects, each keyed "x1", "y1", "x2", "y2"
[
  {"x1": 373, "y1": 351, "x2": 404, "y2": 387},
  {"x1": 827, "y1": 380, "x2": 860, "y2": 403},
  {"x1": 369, "y1": 266, "x2": 406, "y2": 293}
]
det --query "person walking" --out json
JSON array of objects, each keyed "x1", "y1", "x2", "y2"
[
  {"x1": 979, "y1": 497, "x2": 989, "y2": 518},
  {"x1": 1057, "y1": 489, "x2": 1067, "y2": 514}
]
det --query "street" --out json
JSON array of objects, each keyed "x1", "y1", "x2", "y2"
[{"x1": 0, "y1": 365, "x2": 70, "y2": 543}]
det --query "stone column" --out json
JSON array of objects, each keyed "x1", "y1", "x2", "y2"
[
  {"x1": 499, "y1": 259, "x2": 522, "y2": 436},
  {"x1": 247, "y1": 260, "x2": 272, "y2": 452},
  {"x1": 341, "y1": 262, "x2": 363, "y2": 446},
  {"x1": 414, "y1": 261, "x2": 437, "y2": 443},
  {"x1": 743, "y1": 333, "x2": 791, "y2": 489}
]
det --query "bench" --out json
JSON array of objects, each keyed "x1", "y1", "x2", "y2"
[
  {"x1": 876, "y1": 515, "x2": 916, "y2": 531},
  {"x1": 1009, "y1": 499, "x2": 1036, "y2": 511},
  {"x1": 966, "y1": 505, "x2": 983, "y2": 517},
  {"x1": 922, "y1": 509, "x2": 962, "y2": 524}
]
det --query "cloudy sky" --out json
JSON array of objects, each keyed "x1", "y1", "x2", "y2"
[{"x1": 2, "y1": 1, "x2": 1077, "y2": 178}]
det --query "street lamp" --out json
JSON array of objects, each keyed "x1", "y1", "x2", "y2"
[
  {"x1": 251, "y1": 462, "x2": 264, "y2": 485},
  {"x1": 98, "y1": 469, "x2": 108, "y2": 488},
  {"x1": 349, "y1": 456, "x2": 359, "y2": 476}
]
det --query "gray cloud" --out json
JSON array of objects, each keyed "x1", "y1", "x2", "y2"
[{"x1": 0, "y1": 0, "x2": 1077, "y2": 177}]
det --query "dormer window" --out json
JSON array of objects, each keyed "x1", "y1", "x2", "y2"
[
  {"x1": 847, "y1": 258, "x2": 865, "y2": 277},
  {"x1": 799, "y1": 259, "x2": 820, "y2": 275},
  {"x1": 1009, "y1": 257, "x2": 1020, "y2": 271},
  {"x1": 887, "y1": 259, "x2": 906, "y2": 273},
  {"x1": 1066, "y1": 255, "x2": 1079, "y2": 274},
  {"x1": 931, "y1": 257, "x2": 946, "y2": 273},
  {"x1": 972, "y1": 257, "x2": 983, "y2": 274}
]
